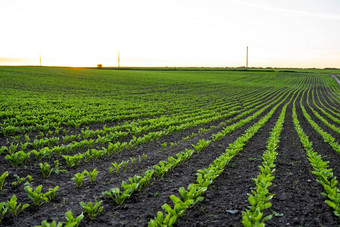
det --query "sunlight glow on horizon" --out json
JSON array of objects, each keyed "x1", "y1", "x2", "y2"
[{"x1": 1, "y1": 0, "x2": 340, "y2": 68}]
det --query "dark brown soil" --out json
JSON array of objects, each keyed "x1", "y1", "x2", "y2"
[{"x1": 0, "y1": 87, "x2": 339, "y2": 227}]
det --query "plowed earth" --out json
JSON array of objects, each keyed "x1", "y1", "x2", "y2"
[{"x1": 0, "y1": 68, "x2": 339, "y2": 226}]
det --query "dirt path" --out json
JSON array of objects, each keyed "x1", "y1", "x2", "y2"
[{"x1": 330, "y1": 74, "x2": 340, "y2": 86}]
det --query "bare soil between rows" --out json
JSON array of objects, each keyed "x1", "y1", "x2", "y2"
[
  {"x1": 0, "y1": 90, "x2": 339, "y2": 226},
  {"x1": 0, "y1": 95, "x2": 277, "y2": 226}
]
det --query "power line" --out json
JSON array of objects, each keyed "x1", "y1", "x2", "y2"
[
  {"x1": 246, "y1": 46, "x2": 248, "y2": 68},
  {"x1": 118, "y1": 51, "x2": 120, "y2": 68}
]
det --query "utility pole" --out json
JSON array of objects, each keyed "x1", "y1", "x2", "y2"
[
  {"x1": 118, "y1": 51, "x2": 120, "y2": 68},
  {"x1": 246, "y1": 46, "x2": 248, "y2": 68}
]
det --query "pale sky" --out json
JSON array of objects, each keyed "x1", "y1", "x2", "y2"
[{"x1": 1, "y1": 0, "x2": 340, "y2": 68}]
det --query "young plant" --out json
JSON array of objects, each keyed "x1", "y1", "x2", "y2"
[
  {"x1": 39, "y1": 162, "x2": 53, "y2": 178},
  {"x1": 64, "y1": 211, "x2": 84, "y2": 227},
  {"x1": 83, "y1": 150, "x2": 91, "y2": 163},
  {"x1": 44, "y1": 186, "x2": 59, "y2": 201},
  {"x1": 2, "y1": 125, "x2": 17, "y2": 137},
  {"x1": 109, "y1": 162, "x2": 123, "y2": 174},
  {"x1": 123, "y1": 160, "x2": 129, "y2": 172},
  {"x1": 0, "y1": 146, "x2": 7, "y2": 155},
  {"x1": 20, "y1": 142, "x2": 29, "y2": 151},
  {"x1": 72, "y1": 172, "x2": 85, "y2": 188},
  {"x1": 24, "y1": 185, "x2": 48, "y2": 206},
  {"x1": 161, "y1": 142, "x2": 167, "y2": 150},
  {"x1": 150, "y1": 195, "x2": 197, "y2": 226},
  {"x1": 0, "y1": 172, "x2": 9, "y2": 191},
  {"x1": 36, "y1": 220, "x2": 63, "y2": 227},
  {"x1": 24, "y1": 134, "x2": 30, "y2": 142},
  {"x1": 192, "y1": 139, "x2": 211, "y2": 153},
  {"x1": 54, "y1": 160, "x2": 68, "y2": 175},
  {"x1": 102, "y1": 188, "x2": 131, "y2": 205},
  {"x1": 12, "y1": 174, "x2": 26, "y2": 187},
  {"x1": 136, "y1": 170, "x2": 154, "y2": 191},
  {"x1": 0, "y1": 202, "x2": 8, "y2": 224},
  {"x1": 130, "y1": 157, "x2": 136, "y2": 165},
  {"x1": 84, "y1": 169, "x2": 98, "y2": 183},
  {"x1": 90, "y1": 149, "x2": 105, "y2": 161},
  {"x1": 5, "y1": 151, "x2": 31, "y2": 167},
  {"x1": 7, "y1": 195, "x2": 29, "y2": 218},
  {"x1": 9, "y1": 143, "x2": 18, "y2": 154},
  {"x1": 63, "y1": 153, "x2": 83, "y2": 168},
  {"x1": 80, "y1": 201, "x2": 103, "y2": 220},
  {"x1": 153, "y1": 161, "x2": 166, "y2": 178},
  {"x1": 32, "y1": 148, "x2": 53, "y2": 161},
  {"x1": 26, "y1": 175, "x2": 33, "y2": 182}
]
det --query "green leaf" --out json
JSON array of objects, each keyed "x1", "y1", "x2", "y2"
[
  {"x1": 168, "y1": 215, "x2": 178, "y2": 226},
  {"x1": 170, "y1": 195, "x2": 181, "y2": 205},
  {"x1": 262, "y1": 202, "x2": 272, "y2": 210},
  {"x1": 262, "y1": 214, "x2": 273, "y2": 222},
  {"x1": 248, "y1": 196, "x2": 256, "y2": 206},
  {"x1": 194, "y1": 196, "x2": 204, "y2": 204}
]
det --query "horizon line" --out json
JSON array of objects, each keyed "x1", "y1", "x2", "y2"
[{"x1": 0, "y1": 65, "x2": 339, "y2": 70}]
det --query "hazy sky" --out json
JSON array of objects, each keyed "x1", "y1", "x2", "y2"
[{"x1": 1, "y1": 0, "x2": 340, "y2": 68}]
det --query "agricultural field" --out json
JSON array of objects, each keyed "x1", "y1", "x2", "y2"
[{"x1": 0, "y1": 66, "x2": 339, "y2": 226}]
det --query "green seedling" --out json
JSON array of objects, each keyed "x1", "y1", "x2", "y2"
[
  {"x1": 192, "y1": 139, "x2": 211, "y2": 153},
  {"x1": 90, "y1": 148, "x2": 105, "y2": 160},
  {"x1": 39, "y1": 162, "x2": 53, "y2": 178},
  {"x1": 11, "y1": 136, "x2": 20, "y2": 143},
  {"x1": 26, "y1": 175, "x2": 33, "y2": 182},
  {"x1": 84, "y1": 169, "x2": 98, "y2": 183},
  {"x1": 83, "y1": 150, "x2": 91, "y2": 163},
  {"x1": 0, "y1": 172, "x2": 9, "y2": 191},
  {"x1": 123, "y1": 160, "x2": 129, "y2": 171},
  {"x1": 153, "y1": 161, "x2": 166, "y2": 178},
  {"x1": 24, "y1": 134, "x2": 30, "y2": 142},
  {"x1": 54, "y1": 160, "x2": 68, "y2": 174},
  {"x1": 149, "y1": 211, "x2": 165, "y2": 227},
  {"x1": 20, "y1": 142, "x2": 28, "y2": 151},
  {"x1": 102, "y1": 188, "x2": 131, "y2": 205},
  {"x1": 24, "y1": 185, "x2": 58, "y2": 206},
  {"x1": 64, "y1": 211, "x2": 84, "y2": 227},
  {"x1": 72, "y1": 172, "x2": 85, "y2": 188},
  {"x1": 9, "y1": 143, "x2": 18, "y2": 154},
  {"x1": 5, "y1": 151, "x2": 30, "y2": 167},
  {"x1": 0, "y1": 202, "x2": 8, "y2": 224},
  {"x1": 136, "y1": 170, "x2": 154, "y2": 191},
  {"x1": 12, "y1": 174, "x2": 26, "y2": 186},
  {"x1": 0, "y1": 146, "x2": 7, "y2": 155},
  {"x1": 161, "y1": 142, "x2": 167, "y2": 150},
  {"x1": 62, "y1": 153, "x2": 83, "y2": 168},
  {"x1": 109, "y1": 162, "x2": 123, "y2": 174},
  {"x1": 7, "y1": 195, "x2": 29, "y2": 218},
  {"x1": 44, "y1": 186, "x2": 59, "y2": 201},
  {"x1": 80, "y1": 201, "x2": 103, "y2": 220},
  {"x1": 36, "y1": 220, "x2": 63, "y2": 227},
  {"x1": 32, "y1": 148, "x2": 53, "y2": 161},
  {"x1": 2, "y1": 125, "x2": 17, "y2": 136},
  {"x1": 25, "y1": 185, "x2": 47, "y2": 206},
  {"x1": 130, "y1": 157, "x2": 136, "y2": 165}
]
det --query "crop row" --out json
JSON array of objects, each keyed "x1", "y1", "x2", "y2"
[
  {"x1": 149, "y1": 89, "x2": 288, "y2": 226},
  {"x1": 0, "y1": 68, "x2": 339, "y2": 226}
]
